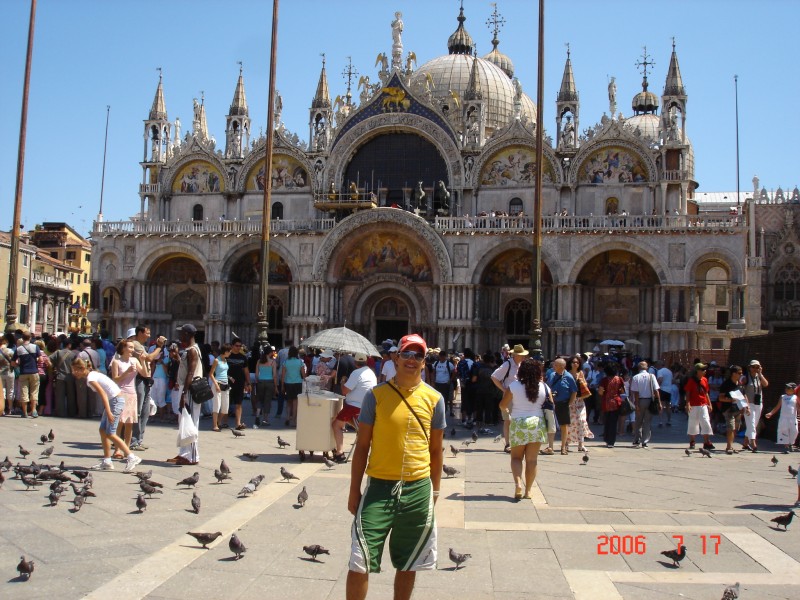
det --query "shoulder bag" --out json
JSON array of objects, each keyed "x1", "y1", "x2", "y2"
[{"x1": 386, "y1": 382, "x2": 430, "y2": 443}]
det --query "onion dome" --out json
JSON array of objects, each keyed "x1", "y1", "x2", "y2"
[
  {"x1": 447, "y1": 4, "x2": 474, "y2": 55},
  {"x1": 632, "y1": 79, "x2": 659, "y2": 115},
  {"x1": 484, "y1": 44, "x2": 514, "y2": 79}
]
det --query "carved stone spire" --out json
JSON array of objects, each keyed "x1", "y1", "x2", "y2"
[
  {"x1": 557, "y1": 45, "x2": 578, "y2": 103},
  {"x1": 229, "y1": 63, "x2": 249, "y2": 116},
  {"x1": 149, "y1": 69, "x2": 167, "y2": 120},
  {"x1": 663, "y1": 38, "x2": 686, "y2": 97},
  {"x1": 556, "y1": 45, "x2": 579, "y2": 151},
  {"x1": 464, "y1": 50, "x2": 482, "y2": 101},
  {"x1": 225, "y1": 63, "x2": 250, "y2": 159},
  {"x1": 312, "y1": 54, "x2": 331, "y2": 109}
]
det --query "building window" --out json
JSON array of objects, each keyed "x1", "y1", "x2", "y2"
[
  {"x1": 66, "y1": 251, "x2": 76, "y2": 260},
  {"x1": 85, "y1": 253, "x2": 91, "y2": 262},
  {"x1": 505, "y1": 298, "x2": 531, "y2": 337},
  {"x1": 19, "y1": 304, "x2": 28, "y2": 324},
  {"x1": 716, "y1": 310, "x2": 729, "y2": 330},
  {"x1": 84, "y1": 273, "x2": 88, "y2": 283},
  {"x1": 272, "y1": 202, "x2": 284, "y2": 220},
  {"x1": 21, "y1": 278, "x2": 27, "y2": 294},
  {"x1": 774, "y1": 264, "x2": 800, "y2": 301},
  {"x1": 509, "y1": 197, "x2": 523, "y2": 215},
  {"x1": 192, "y1": 204, "x2": 203, "y2": 221},
  {"x1": 50, "y1": 251, "x2": 58, "y2": 259},
  {"x1": 22, "y1": 254, "x2": 28, "y2": 266}
]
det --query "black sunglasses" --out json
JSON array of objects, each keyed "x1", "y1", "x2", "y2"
[{"x1": 398, "y1": 350, "x2": 425, "y2": 361}]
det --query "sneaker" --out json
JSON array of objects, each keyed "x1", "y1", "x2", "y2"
[
  {"x1": 689, "y1": 441, "x2": 696, "y2": 449},
  {"x1": 91, "y1": 460, "x2": 114, "y2": 470},
  {"x1": 642, "y1": 443, "x2": 648, "y2": 448},
  {"x1": 236, "y1": 423, "x2": 247, "y2": 430},
  {"x1": 123, "y1": 455, "x2": 143, "y2": 473},
  {"x1": 30, "y1": 411, "x2": 39, "y2": 418},
  {"x1": 253, "y1": 423, "x2": 259, "y2": 429},
  {"x1": 606, "y1": 444, "x2": 615, "y2": 448},
  {"x1": 704, "y1": 443, "x2": 716, "y2": 450}
]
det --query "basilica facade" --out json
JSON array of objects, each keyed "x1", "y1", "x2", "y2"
[{"x1": 90, "y1": 6, "x2": 797, "y2": 357}]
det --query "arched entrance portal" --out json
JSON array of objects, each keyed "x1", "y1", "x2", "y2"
[{"x1": 374, "y1": 297, "x2": 410, "y2": 345}]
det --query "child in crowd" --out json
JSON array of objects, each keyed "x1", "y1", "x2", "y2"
[{"x1": 766, "y1": 382, "x2": 798, "y2": 454}]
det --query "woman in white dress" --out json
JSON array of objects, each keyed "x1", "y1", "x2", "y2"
[{"x1": 765, "y1": 383, "x2": 798, "y2": 454}]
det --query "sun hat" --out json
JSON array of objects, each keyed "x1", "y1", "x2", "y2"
[
  {"x1": 125, "y1": 327, "x2": 137, "y2": 338},
  {"x1": 511, "y1": 344, "x2": 529, "y2": 356},
  {"x1": 354, "y1": 352, "x2": 368, "y2": 362}
]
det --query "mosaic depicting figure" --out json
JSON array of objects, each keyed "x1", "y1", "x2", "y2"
[
  {"x1": 480, "y1": 147, "x2": 554, "y2": 187},
  {"x1": 577, "y1": 251, "x2": 658, "y2": 287},
  {"x1": 230, "y1": 251, "x2": 292, "y2": 284},
  {"x1": 339, "y1": 233, "x2": 432, "y2": 282},
  {"x1": 250, "y1": 155, "x2": 309, "y2": 191},
  {"x1": 579, "y1": 147, "x2": 648, "y2": 184},
  {"x1": 173, "y1": 162, "x2": 222, "y2": 193}
]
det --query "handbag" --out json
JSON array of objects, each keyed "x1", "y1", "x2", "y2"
[
  {"x1": 619, "y1": 396, "x2": 636, "y2": 416},
  {"x1": 188, "y1": 376, "x2": 214, "y2": 404},
  {"x1": 177, "y1": 406, "x2": 199, "y2": 447},
  {"x1": 218, "y1": 382, "x2": 230, "y2": 391},
  {"x1": 647, "y1": 375, "x2": 660, "y2": 415}
]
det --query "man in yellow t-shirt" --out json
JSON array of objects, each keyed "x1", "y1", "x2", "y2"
[{"x1": 347, "y1": 334, "x2": 445, "y2": 600}]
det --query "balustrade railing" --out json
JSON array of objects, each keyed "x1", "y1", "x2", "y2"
[
  {"x1": 93, "y1": 218, "x2": 336, "y2": 236},
  {"x1": 31, "y1": 271, "x2": 73, "y2": 291}
]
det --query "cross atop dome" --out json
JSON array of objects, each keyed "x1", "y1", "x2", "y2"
[{"x1": 635, "y1": 46, "x2": 656, "y2": 90}]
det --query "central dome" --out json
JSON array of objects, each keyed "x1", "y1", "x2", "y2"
[{"x1": 411, "y1": 55, "x2": 536, "y2": 135}]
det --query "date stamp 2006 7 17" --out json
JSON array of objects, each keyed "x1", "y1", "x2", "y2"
[{"x1": 596, "y1": 534, "x2": 722, "y2": 555}]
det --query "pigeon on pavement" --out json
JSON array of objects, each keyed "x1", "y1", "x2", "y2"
[
  {"x1": 136, "y1": 494, "x2": 147, "y2": 513},
  {"x1": 684, "y1": 449, "x2": 692, "y2": 457},
  {"x1": 471, "y1": 431, "x2": 478, "y2": 442},
  {"x1": 21, "y1": 475, "x2": 40, "y2": 491},
  {"x1": 47, "y1": 429, "x2": 55, "y2": 442},
  {"x1": 177, "y1": 472, "x2": 200, "y2": 488},
  {"x1": 232, "y1": 429, "x2": 245, "y2": 438},
  {"x1": 494, "y1": 435, "x2": 503, "y2": 443},
  {"x1": 323, "y1": 457, "x2": 336, "y2": 469},
  {"x1": 191, "y1": 492, "x2": 201, "y2": 514},
  {"x1": 139, "y1": 481, "x2": 163, "y2": 498},
  {"x1": 19, "y1": 445, "x2": 31, "y2": 458},
  {"x1": 442, "y1": 465, "x2": 459, "y2": 478},
  {"x1": 770, "y1": 510, "x2": 795, "y2": 531},
  {"x1": 450, "y1": 445, "x2": 459, "y2": 457},
  {"x1": 70, "y1": 483, "x2": 96, "y2": 498},
  {"x1": 48, "y1": 491, "x2": 61, "y2": 506},
  {"x1": 243, "y1": 452, "x2": 259, "y2": 461},
  {"x1": 449, "y1": 547, "x2": 471, "y2": 570},
  {"x1": 699, "y1": 448, "x2": 712, "y2": 458},
  {"x1": 450, "y1": 427, "x2": 456, "y2": 437},
  {"x1": 40, "y1": 434, "x2": 48, "y2": 445},
  {"x1": 1, "y1": 456, "x2": 12, "y2": 471},
  {"x1": 582, "y1": 453, "x2": 590, "y2": 465},
  {"x1": 461, "y1": 440, "x2": 474, "y2": 448},
  {"x1": 72, "y1": 469, "x2": 90, "y2": 482},
  {"x1": 277, "y1": 436, "x2": 291, "y2": 448},
  {"x1": 72, "y1": 495, "x2": 85, "y2": 512},
  {"x1": 143, "y1": 479, "x2": 163, "y2": 488},
  {"x1": 303, "y1": 544, "x2": 330, "y2": 561},
  {"x1": 229, "y1": 533, "x2": 247, "y2": 560},
  {"x1": 214, "y1": 469, "x2": 232, "y2": 483},
  {"x1": 720, "y1": 582, "x2": 740, "y2": 600},
  {"x1": 297, "y1": 486, "x2": 308, "y2": 507},
  {"x1": 187, "y1": 531, "x2": 222, "y2": 549},
  {"x1": 771, "y1": 455, "x2": 779, "y2": 467},
  {"x1": 40, "y1": 446, "x2": 54, "y2": 459},
  {"x1": 220, "y1": 459, "x2": 231, "y2": 475},
  {"x1": 280, "y1": 467, "x2": 299, "y2": 482},
  {"x1": 17, "y1": 556, "x2": 34, "y2": 580},
  {"x1": 660, "y1": 544, "x2": 686, "y2": 567},
  {"x1": 789, "y1": 465, "x2": 799, "y2": 477},
  {"x1": 249, "y1": 475, "x2": 266, "y2": 488},
  {"x1": 134, "y1": 470, "x2": 153, "y2": 481},
  {"x1": 238, "y1": 483, "x2": 256, "y2": 497}
]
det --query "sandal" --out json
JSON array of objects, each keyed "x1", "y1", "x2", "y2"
[
  {"x1": 212, "y1": 427, "x2": 221, "y2": 432},
  {"x1": 514, "y1": 488, "x2": 523, "y2": 500},
  {"x1": 560, "y1": 449, "x2": 569, "y2": 455},
  {"x1": 541, "y1": 447, "x2": 554, "y2": 455}
]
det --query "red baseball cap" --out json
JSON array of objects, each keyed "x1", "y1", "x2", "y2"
[{"x1": 398, "y1": 334, "x2": 427, "y2": 354}]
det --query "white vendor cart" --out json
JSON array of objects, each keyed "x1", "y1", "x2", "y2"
[{"x1": 296, "y1": 384, "x2": 342, "y2": 462}]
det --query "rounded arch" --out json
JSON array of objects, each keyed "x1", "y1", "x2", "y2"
[
  {"x1": 474, "y1": 140, "x2": 562, "y2": 188},
  {"x1": 135, "y1": 243, "x2": 210, "y2": 281},
  {"x1": 349, "y1": 277, "x2": 428, "y2": 330},
  {"x1": 567, "y1": 240, "x2": 669, "y2": 285},
  {"x1": 312, "y1": 208, "x2": 452, "y2": 283},
  {"x1": 569, "y1": 139, "x2": 656, "y2": 186},
  {"x1": 148, "y1": 255, "x2": 207, "y2": 284},
  {"x1": 685, "y1": 248, "x2": 743, "y2": 285},
  {"x1": 243, "y1": 153, "x2": 310, "y2": 193},
  {"x1": 100, "y1": 286, "x2": 122, "y2": 313},
  {"x1": 218, "y1": 240, "x2": 297, "y2": 284},
  {"x1": 166, "y1": 155, "x2": 227, "y2": 193},
  {"x1": 170, "y1": 288, "x2": 206, "y2": 319},
  {"x1": 239, "y1": 138, "x2": 313, "y2": 194},
  {"x1": 325, "y1": 114, "x2": 463, "y2": 189},
  {"x1": 471, "y1": 238, "x2": 559, "y2": 285}
]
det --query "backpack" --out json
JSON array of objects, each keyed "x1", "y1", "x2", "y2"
[{"x1": 457, "y1": 358, "x2": 473, "y2": 384}]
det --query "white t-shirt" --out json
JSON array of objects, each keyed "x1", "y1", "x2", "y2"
[
  {"x1": 87, "y1": 371, "x2": 122, "y2": 400},
  {"x1": 508, "y1": 380, "x2": 546, "y2": 419},
  {"x1": 344, "y1": 366, "x2": 378, "y2": 409},
  {"x1": 434, "y1": 360, "x2": 453, "y2": 384},
  {"x1": 657, "y1": 367, "x2": 673, "y2": 389},
  {"x1": 630, "y1": 371, "x2": 659, "y2": 398},
  {"x1": 381, "y1": 359, "x2": 396, "y2": 381},
  {"x1": 491, "y1": 359, "x2": 518, "y2": 389}
]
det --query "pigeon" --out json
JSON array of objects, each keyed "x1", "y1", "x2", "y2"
[
  {"x1": 450, "y1": 445, "x2": 459, "y2": 457},
  {"x1": 70, "y1": 483, "x2": 96, "y2": 498},
  {"x1": 58, "y1": 460, "x2": 67, "y2": 472},
  {"x1": 684, "y1": 449, "x2": 692, "y2": 457},
  {"x1": 471, "y1": 431, "x2": 478, "y2": 443},
  {"x1": 191, "y1": 492, "x2": 201, "y2": 514},
  {"x1": 461, "y1": 440, "x2": 474, "y2": 448},
  {"x1": 303, "y1": 544, "x2": 330, "y2": 561},
  {"x1": 277, "y1": 436, "x2": 291, "y2": 448},
  {"x1": 771, "y1": 455, "x2": 779, "y2": 467},
  {"x1": 238, "y1": 483, "x2": 256, "y2": 497},
  {"x1": 494, "y1": 435, "x2": 503, "y2": 443},
  {"x1": 139, "y1": 481, "x2": 163, "y2": 498},
  {"x1": 243, "y1": 452, "x2": 259, "y2": 461},
  {"x1": 72, "y1": 469, "x2": 90, "y2": 482},
  {"x1": 134, "y1": 469, "x2": 153, "y2": 481},
  {"x1": 40, "y1": 445, "x2": 54, "y2": 459},
  {"x1": 21, "y1": 475, "x2": 40, "y2": 490},
  {"x1": 582, "y1": 453, "x2": 590, "y2": 465},
  {"x1": 49, "y1": 481, "x2": 65, "y2": 493},
  {"x1": 297, "y1": 486, "x2": 308, "y2": 507},
  {"x1": 789, "y1": 465, "x2": 799, "y2": 478},
  {"x1": 17, "y1": 556, "x2": 34, "y2": 580},
  {"x1": 770, "y1": 510, "x2": 795, "y2": 531},
  {"x1": 449, "y1": 547, "x2": 471, "y2": 570},
  {"x1": 47, "y1": 429, "x2": 55, "y2": 442},
  {"x1": 699, "y1": 448, "x2": 712, "y2": 458},
  {"x1": 219, "y1": 459, "x2": 231, "y2": 475},
  {"x1": 720, "y1": 582, "x2": 740, "y2": 600},
  {"x1": 450, "y1": 427, "x2": 456, "y2": 437},
  {"x1": 136, "y1": 494, "x2": 147, "y2": 513},
  {"x1": 229, "y1": 533, "x2": 247, "y2": 560},
  {"x1": 187, "y1": 531, "x2": 222, "y2": 549},
  {"x1": 323, "y1": 457, "x2": 336, "y2": 469},
  {"x1": 213, "y1": 469, "x2": 232, "y2": 483},
  {"x1": 40, "y1": 434, "x2": 48, "y2": 445},
  {"x1": 177, "y1": 472, "x2": 200, "y2": 488},
  {"x1": 660, "y1": 544, "x2": 687, "y2": 567},
  {"x1": 1, "y1": 456, "x2": 12, "y2": 471},
  {"x1": 143, "y1": 479, "x2": 163, "y2": 488},
  {"x1": 232, "y1": 429, "x2": 245, "y2": 438},
  {"x1": 48, "y1": 491, "x2": 61, "y2": 506},
  {"x1": 442, "y1": 464, "x2": 459, "y2": 478},
  {"x1": 72, "y1": 495, "x2": 85, "y2": 512},
  {"x1": 19, "y1": 445, "x2": 30, "y2": 458},
  {"x1": 280, "y1": 467, "x2": 299, "y2": 482},
  {"x1": 249, "y1": 474, "x2": 266, "y2": 489},
  {"x1": 0, "y1": 470, "x2": 4, "y2": 488}
]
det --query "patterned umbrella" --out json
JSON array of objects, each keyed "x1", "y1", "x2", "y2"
[{"x1": 300, "y1": 326, "x2": 381, "y2": 357}]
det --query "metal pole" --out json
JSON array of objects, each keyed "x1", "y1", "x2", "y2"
[
  {"x1": 530, "y1": 0, "x2": 545, "y2": 358},
  {"x1": 98, "y1": 105, "x2": 110, "y2": 221},
  {"x1": 256, "y1": 0, "x2": 279, "y2": 348},
  {"x1": 5, "y1": 0, "x2": 37, "y2": 334},
  {"x1": 734, "y1": 75, "x2": 740, "y2": 207}
]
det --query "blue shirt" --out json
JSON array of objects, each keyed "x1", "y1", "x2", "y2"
[{"x1": 547, "y1": 370, "x2": 577, "y2": 403}]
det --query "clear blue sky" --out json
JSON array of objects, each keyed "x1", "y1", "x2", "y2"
[{"x1": 2, "y1": 0, "x2": 798, "y2": 236}]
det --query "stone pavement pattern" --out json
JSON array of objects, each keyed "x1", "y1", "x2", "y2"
[{"x1": 1, "y1": 412, "x2": 799, "y2": 599}]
